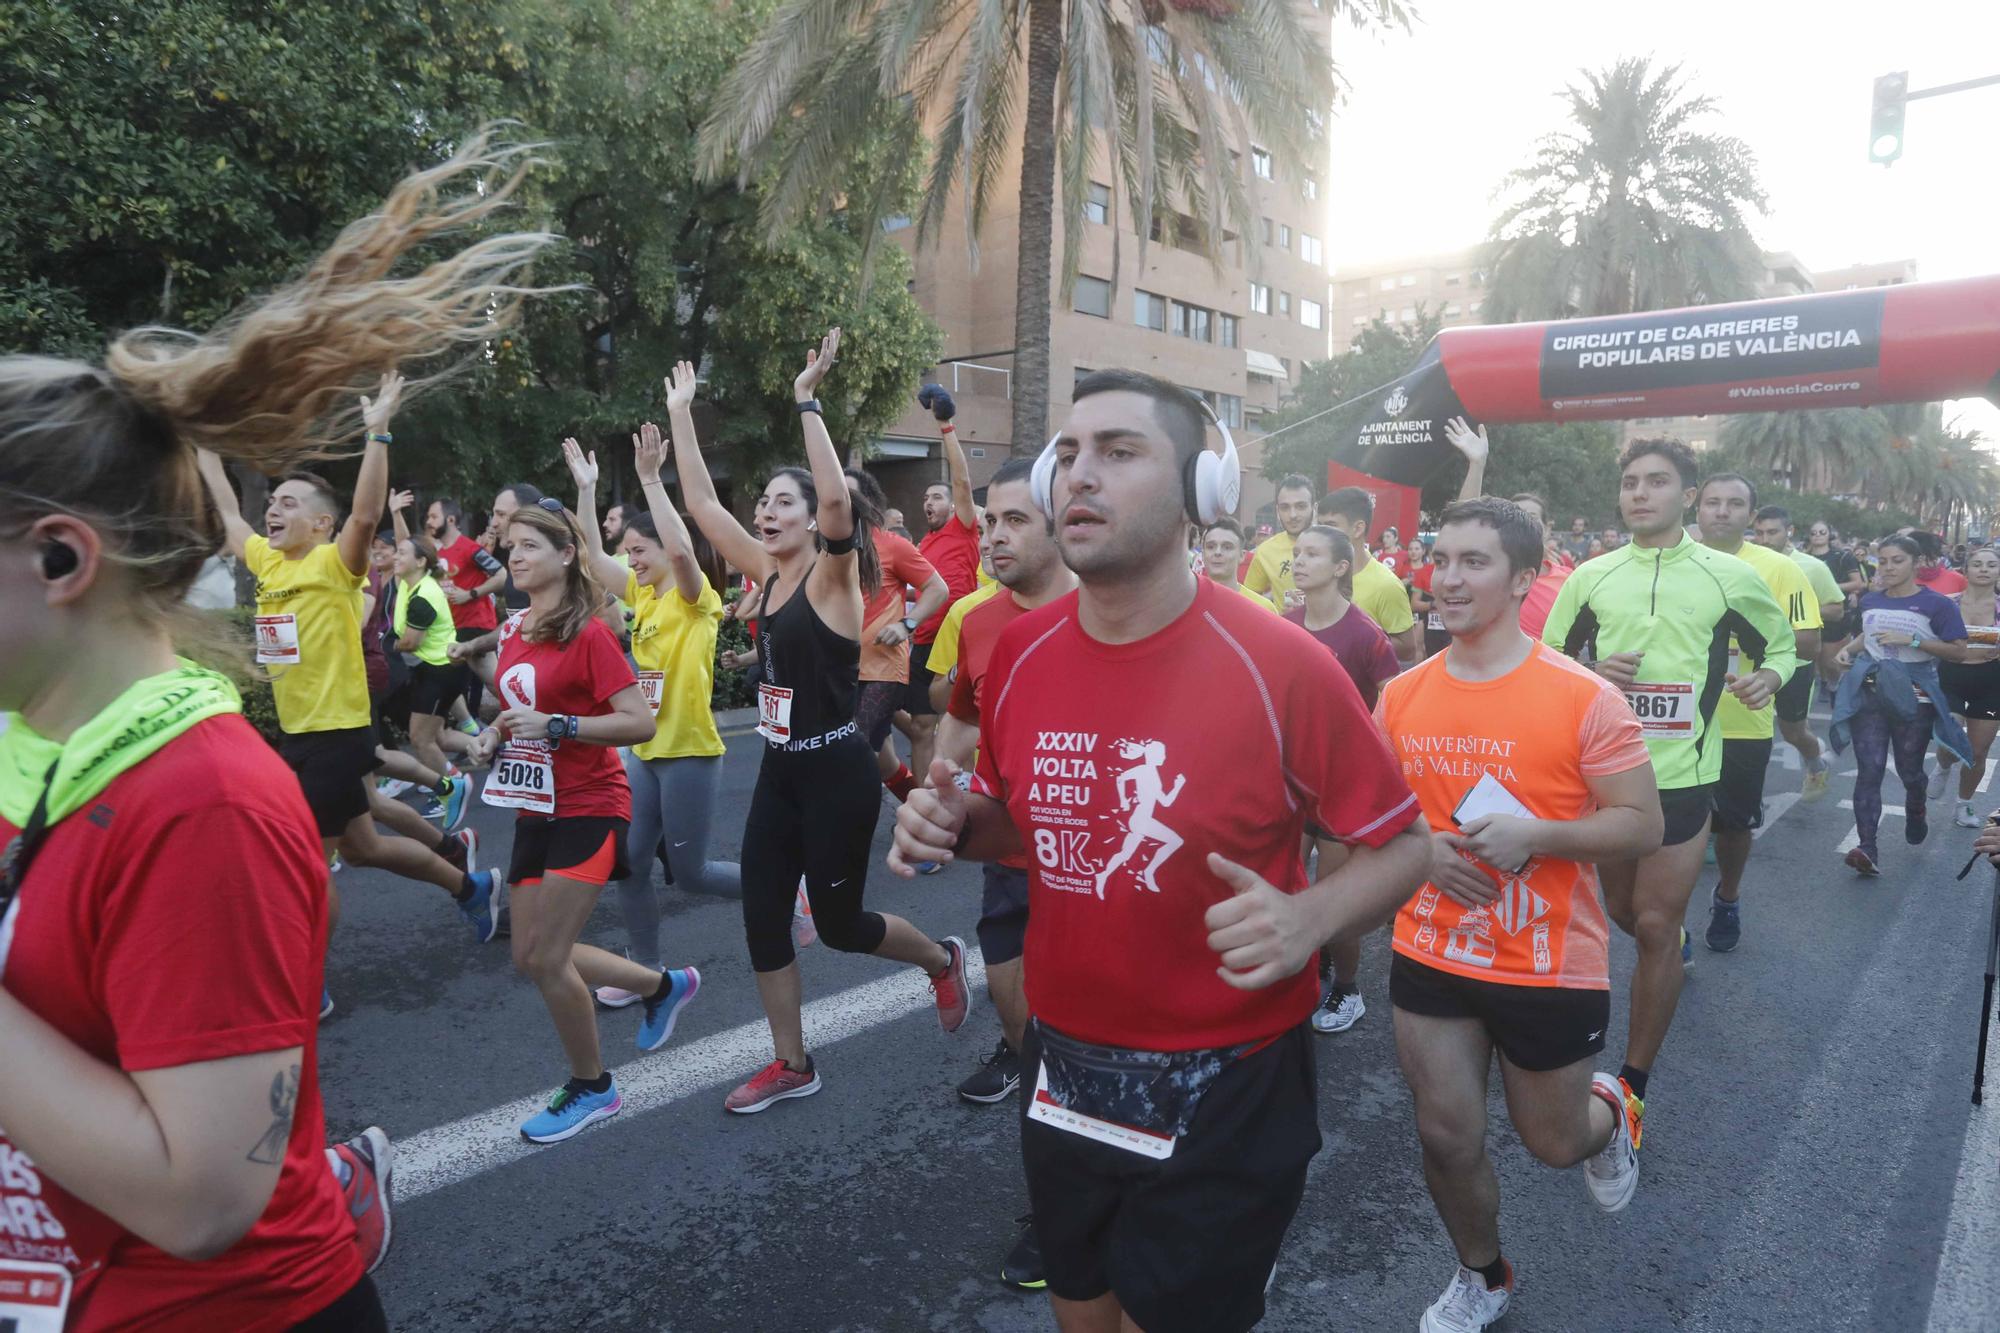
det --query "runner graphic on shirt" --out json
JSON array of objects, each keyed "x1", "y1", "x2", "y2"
[{"x1": 1093, "y1": 739, "x2": 1186, "y2": 897}]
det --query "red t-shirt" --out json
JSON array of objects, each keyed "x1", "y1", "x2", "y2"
[
  {"x1": 494, "y1": 613, "x2": 637, "y2": 819},
  {"x1": 948, "y1": 590, "x2": 1034, "y2": 871},
  {"x1": 1283, "y1": 604, "x2": 1402, "y2": 710},
  {"x1": 0, "y1": 716, "x2": 360, "y2": 1331},
  {"x1": 916, "y1": 515, "x2": 979, "y2": 644},
  {"x1": 972, "y1": 579, "x2": 1421, "y2": 1050},
  {"x1": 437, "y1": 534, "x2": 500, "y2": 631},
  {"x1": 1520, "y1": 566, "x2": 1572, "y2": 640},
  {"x1": 1379, "y1": 548, "x2": 1409, "y2": 580},
  {"x1": 862, "y1": 531, "x2": 938, "y2": 684},
  {"x1": 1918, "y1": 564, "x2": 1968, "y2": 595}
]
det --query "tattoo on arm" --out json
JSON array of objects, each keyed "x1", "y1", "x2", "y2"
[{"x1": 247, "y1": 1064, "x2": 301, "y2": 1165}]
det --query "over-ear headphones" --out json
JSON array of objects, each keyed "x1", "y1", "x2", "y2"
[
  {"x1": 1030, "y1": 392, "x2": 1241, "y2": 526},
  {"x1": 40, "y1": 541, "x2": 77, "y2": 580}
]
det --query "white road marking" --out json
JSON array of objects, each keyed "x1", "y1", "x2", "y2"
[
  {"x1": 1751, "y1": 791, "x2": 1800, "y2": 839},
  {"x1": 1928, "y1": 1035, "x2": 2000, "y2": 1330},
  {"x1": 389, "y1": 949, "x2": 987, "y2": 1202}
]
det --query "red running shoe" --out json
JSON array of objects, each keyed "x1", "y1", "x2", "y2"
[
  {"x1": 327, "y1": 1126, "x2": 393, "y2": 1274},
  {"x1": 725, "y1": 1059, "x2": 822, "y2": 1114},
  {"x1": 931, "y1": 936, "x2": 970, "y2": 1034}
]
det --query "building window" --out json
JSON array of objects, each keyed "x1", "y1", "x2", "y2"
[
  {"x1": 1302, "y1": 175, "x2": 1319, "y2": 200},
  {"x1": 1134, "y1": 288, "x2": 1168, "y2": 331},
  {"x1": 1085, "y1": 182, "x2": 1110, "y2": 225},
  {"x1": 1218, "y1": 313, "x2": 1240, "y2": 348},
  {"x1": 1171, "y1": 300, "x2": 1213, "y2": 342},
  {"x1": 1444, "y1": 302, "x2": 1462, "y2": 316},
  {"x1": 1073, "y1": 274, "x2": 1111, "y2": 318},
  {"x1": 1249, "y1": 283, "x2": 1271, "y2": 315},
  {"x1": 1300, "y1": 299, "x2": 1322, "y2": 330},
  {"x1": 1261, "y1": 217, "x2": 1273, "y2": 244},
  {"x1": 1278, "y1": 291, "x2": 1292, "y2": 317},
  {"x1": 1251, "y1": 147, "x2": 1273, "y2": 180},
  {"x1": 1278, "y1": 224, "x2": 1292, "y2": 251},
  {"x1": 1215, "y1": 393, "x2": 1243, "y2": 429},
  {"x1": 1379, "y1": 276, "x2": 1397, "y2": 292},
  {"x1": 1073, "y1": 365, "x2": 1095, "y2": 390},
  {"x1": 1399, "y1": 306, "x2": 1415, "y2": 322},
  {"x1": 1445, "y1": 273, "x2": 1462, "y2": 287},
  {"x1": 1398, "y1": 274, "x2": 1416, "y2": 287},
  {"x1": 1279, "y1": 357, "x2": 1291, "y2": 377},
  {"x1": 881, "y1": 215, "x2": 913, "y2": 233},
  {"x1": 1351, "y1": 313, "x2": 1367, "y2": 326},
  {"x1": 1299, "y1": 234, "x2": 1322, "y2": 265}
]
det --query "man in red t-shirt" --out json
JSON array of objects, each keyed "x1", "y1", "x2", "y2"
[
  {"x1": 427, "y1": 496, "x2": 505, "y2": 713},
  {"x1": 907, "y1": 386, "x2": 981, "y2": 782},
  {"x1": 890, "y1": 369, "x2": 1431, "y2": 1333},
  {"x1": 846, "y1": 469, "x2": 948, "y2": 801}
]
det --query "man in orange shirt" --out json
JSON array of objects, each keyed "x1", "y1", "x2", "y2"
[{"x1": 1374, "y1": 498, "x2": 1660, "y2": 1333}]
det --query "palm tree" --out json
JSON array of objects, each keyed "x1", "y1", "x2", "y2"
[
  {"x1": 1482, "y1": 57, "x2": 1766, "y2": 322},
  {"x1": 1719, "y1": 408, "x2": 1890, "y2": 495},
  {"x1": 698, "y1": 0, "x2": 1406, "y2": 454}
]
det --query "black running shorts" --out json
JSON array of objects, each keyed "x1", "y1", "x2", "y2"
[
  {"x1": 1711, "y1": 738, "x2": 1773, "y2": 833},
  {"x1": 904, "y1": 640, "x2": 940, "y2": 716},
  {"x1": 1020, "y1": 1023, "x2": 1320, "y2": 1333},
  {"x1": 1659, "y1": 782, "x2": 1715, "y2": 847},
  {"x1": 406, "y1": 661, "x2": 466, "y2": 719},
  {"x1": 1941, "y1": 660, "x2": 2000, "y2": 723},
  {"x1": 1389, "y1": 953, "x2": 1608, "y2": 1073},
  {"x1": 279, "y1": 725, "x2": 382, "y2": 838},
  {"x1": 505, "y1": 816, "x2": 632, "y2": 887},
  {"x1": 1775, "y1": 664, "x2": 1816, "y2": 724},
  {"x1": 977, "y1": 863, "x2": 1030, "y2": 965}
]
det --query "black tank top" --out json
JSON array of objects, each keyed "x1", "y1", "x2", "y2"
[{"x1": 758, "y1": 567, "x2": 860, "y2": 744}]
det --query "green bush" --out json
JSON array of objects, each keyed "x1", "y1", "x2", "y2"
[
  {"x1": 214, "y1": 609, "x2": 283, "y2": 746},
  {"x1": 713, "y1": 587, "x2": 757, "y2": 711}
]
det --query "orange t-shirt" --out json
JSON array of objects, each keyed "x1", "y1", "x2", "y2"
[
  {"x1": 861, "y1": 530, "x2": 938, "y2": 684},
  {"x1": 1374, "y1": 641, "x2": 1649, "y2": 989}
]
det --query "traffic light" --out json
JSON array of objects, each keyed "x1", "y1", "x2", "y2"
[{"x1": 1870, "y1": 71, "x2": 1907, "y2": 164}]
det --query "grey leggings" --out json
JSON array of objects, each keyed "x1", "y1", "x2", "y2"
[{"x1": 616, "y1": 751, "x2": 742, "y2": 968}]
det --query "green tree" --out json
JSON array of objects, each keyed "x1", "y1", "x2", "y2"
[
  {"x1": 1482, "y1": 57, "x2": 1766, "y2": 322},
  {"x1": 1260, "y1": 308, "x2": 1441, "y2": 487},
  {"x1": 1719, "y1": 408, "x2": 1891, "y2": 495},
  {"x1": 698, "y1": 0, "x2": 1406, "y2": 455},
  {"x1": 1479, "y1": 422, "x2": 1625, "y2": 530}
]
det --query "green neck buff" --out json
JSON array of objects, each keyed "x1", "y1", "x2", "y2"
[{"x1": 0, "y1": 663, "x2": 241, "y2": 828}]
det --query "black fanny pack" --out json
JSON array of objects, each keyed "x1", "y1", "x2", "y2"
[{"x1": 1034, "y1": 1021, "x2": 1255, "y2": 1139}]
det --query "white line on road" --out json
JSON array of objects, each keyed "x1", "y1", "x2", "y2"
[
  {"x1": 1927, "y1": 1077, "x2": 2000, "y2": 1331},
  {"x1": 1751, "y1": 791, "x2": 1801, "y2": 839},
  {"x1": 390, "y1": 950, "x2": 987, "y2": 1203}
]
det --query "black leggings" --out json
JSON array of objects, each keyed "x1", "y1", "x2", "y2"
[
  {"x1": 289, "y1": 1276, "x2": 387, "y2": 1332},
  {"x1": 855, "y1": 679, "x2": 903, "y2": 751},
  {"x1": 1849, "y1": 699, "x2": 1931, "y2": 855},
  {"x1": 741, "y1": 735, "x2": 887, "y2": 970}
]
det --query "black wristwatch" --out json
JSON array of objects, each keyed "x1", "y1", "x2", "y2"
[
  {"x1": 900, "y1": 616, "x2": 917, "y2": 634},
  {"x1": 546, "y1": 714, "x2": 578, "y2": 743},
  {"x1": 796, "y1": 398, "x2": 823, "y2": 415}
]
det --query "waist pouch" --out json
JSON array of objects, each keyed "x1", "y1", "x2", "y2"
[{"x1": 1035, "y1": 1020, "x2": 1256, "y2": 1138}]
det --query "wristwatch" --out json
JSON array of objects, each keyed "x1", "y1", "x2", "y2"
[
  {"x1": 796, "y1": 398, "x2": 823, "y2": 415},
  {"x1": 546, "y1": 714, "x2": 578, "y2": 743},
  {"x1": 900, "y1": 616, "x2": 917, "y2": 634}
]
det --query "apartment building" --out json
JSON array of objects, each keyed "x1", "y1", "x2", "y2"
[{"x1": 1325, "y1": 250, "x2": 1492, "y2": 348}]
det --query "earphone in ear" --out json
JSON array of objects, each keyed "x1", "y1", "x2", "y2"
[{"x1": 40, "y1": 541, "x2": 78, "y2": 580}]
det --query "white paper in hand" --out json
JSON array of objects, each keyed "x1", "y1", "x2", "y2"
[{"x1": 1451, "y1": 772, "x2": 1534, "y2": 873}]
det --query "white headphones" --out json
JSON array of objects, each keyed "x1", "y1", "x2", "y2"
[{"x1": 1031, "y1": 392, "x2": 1242, "y2": 525}]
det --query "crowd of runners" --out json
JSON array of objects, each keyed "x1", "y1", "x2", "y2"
[{"x1": 4, "y1": 141, "x2": 1998, "y2": 1333}]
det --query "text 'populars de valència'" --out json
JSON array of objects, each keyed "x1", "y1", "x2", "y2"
[{"x1": 1550, "y1": 315, "x2": 1863, "y2": 370}]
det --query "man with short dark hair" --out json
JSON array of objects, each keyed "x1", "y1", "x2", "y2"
[
  {"x1": 1319, "y1": 486, "x2": 1420, "y2": 664},
  {"x1": 891, "y1": 367, "x2": 1430, "y2": 1333},
  {"x1": 1754, "y1": 504, "x2": 1843, "y2": 800},
  {"x1": 904, "y1": 386, "x2": 982, "y2": 781},
  {"x1": 1200, "y1": 517, "x2": 1276, "y2": 608},
  {"x1": 1244, "y1": 473, "x2": 1316, "y2": 610}
]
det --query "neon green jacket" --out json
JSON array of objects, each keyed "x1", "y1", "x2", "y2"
[{"x1": 1541, "y1": 533, "x2": 1799, "y2": 791}]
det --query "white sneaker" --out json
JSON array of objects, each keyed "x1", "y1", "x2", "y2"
[
  {"x1": 792, "y1": 878, "x2": 818, "y2": 950},
  {"x1": 1955, "y1": 801, "x2": 1983, "y2": 829},
  {"x1": 1929, "y1": 762, "x2": 1954, "y2": 800},
  {"x1": 1583, "y1": 1072, "x2": 1640, "y2": 1212},
  {"x1": 1420, "y1": 1264, "x2": 1512, "y2": 1332},
  {"x1": 1311, "y1": 988, "x2": 1366, "y2": 1034},
  {"x1": 375, "y1": 777, "x2": 415, "y2": 798},
  {"x1": 594, "y1": 985, "x2": 644, "y2": 1009}
]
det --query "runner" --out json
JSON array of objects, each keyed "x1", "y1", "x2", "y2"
[
  {"x1": 1542, "y1": 436, "x2": 1795, "y2": 1138},
  {"x1": 1936, "y1": 547, "x2": 2000, "y2": 826},
  {"x1": 0, "y1": 128, "x2": 555, "y2": 1330},
  {"x1": 924, "y1": 546, "x2": 1003, "y2": 715},
  {"x1": 459, "y1": 498, "x2": 701, "y2": 1143},
  {"x1": 427, "y1": 494, "x2": 505, "y2": 719},
  {"x1": 889, "y1": 368, "x2": 1431, "y2": 1333},
  {"x1": 560, "y1": 399, "x2": 743, "y2": 1006},
  {"x1": 1914, "y1": 531, "x2": 1967, "y2": 594},
  {"x1": 673, "y1": 329, "x2": 970, "y2": 1114},
  {"x1": 846, "y1": 465, "x2": 948, "y2": 803},
  {"x1": 1377, "y1": 498, "x2": 1656, "y2": 1333},
  {"x1": 1318, "y1": 486, "x2": 1421, "y2": 664},
  {"x1": 1828, "y1": 533, "x2": 1975, "y2": 876},
  {"x1": 1503, "y1": 494, "x2": 1575, "y2": 641},
  {"x1": 1753, "y1": 504, "x2": 1843, "y2": 800},
  {"x1": 906, "y1": 384, "x2": 982, "y2": 783},
  {"x1": 1201, "y1": 517, "x2": 1280, "y2": 608},
  {"x1": 1410, "y1": 416, "x2": 1497, "y2": 658},
  {"x1": 1285, "y1": 524, "x2": 1401, "y2": 1035},
  {"x1": 1695, "y1": 476, "x2": 1819, "y2": 953},
  {"x1": 1243, "y1": 473, "x2": 1316, "y2": 610},
  {"x1": 1807, "y1": 520, "x2": 1867, "y2": 693},
  {"x1": 381, "y1": 517, "x2": 475, "y2": 822}
]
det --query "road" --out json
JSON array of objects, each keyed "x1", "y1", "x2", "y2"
[{"x1": 320, "y1": 716, "x2": 2000, "y2": 1332}]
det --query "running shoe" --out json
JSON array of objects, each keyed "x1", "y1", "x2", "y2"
[
  {"x1": 422, "y1": 796, "x2": 446, "y2": 821},
  {"x1": 1800, "y1": 765, "x2": 1830, "y2": 803},
  {"x1": 999, "y1": 1215, "x2": 1046, "y2": 1291},
  {"x1": 1584, "y1": 1072, "x2": 1641, "y2": 1212},
  {"x1": 1957, "y1": 801, "x2": 1983, "y2": 829},
  {"x1": 457, "y1": 717, "x2": 482, "y2": 737},
  {"x1": 594, "y1": 985, "x2": 644, "y2": 1010},
  {"x1": 438, "y1": 776, "x2": 469, "y2": 832},
  {"x1": 1311, "y1": 985, "x2": 1366, "y2": 1034},
  {"x1": 328, "y1": 1126, "x2": 394, "y2": 1274},
  {"x1": 638, "y1": 967, "x2": 701, "y2": 1052},
  {"x1": 1929, "y1": 761, "x2": 1954, "y2": 800},
  {"x1": 1845, "y1": 846, "x2": 1881, "y2": 877},
  {"x1": 519, "y1": 1078, "x2": 623, "y2": 1144},
  {"x1": 1907, "y1": 802, "x2": 1929, "y2": 845},
  {"x1": 453, "y1": 828, "x2": 478, "y2": 874},
  {"x1": 329, "y1": 853, "x2": 346, "y2": 875},
  {"x1": 375, "y1": 777, "x2": 415, "y2": 798},
  {"x1": 931, "y1": 936, "x2": 970, "y2": 1033},
  {"x1": 915, "y1": 860, "x2": 945, "y2": 876},
  {"x1": 957, "y1": 1038, "x2": 1022, "y2": 1104},
  {"x1": 319, "y1": 989, "x2": 335, "y2": 1021},
  {"x1": 1420, "y1": 1263, "x2": 1512, "y2": 1333},
  {"x1": 1617, "y1": 1076, "x2": 1647, "y2": 1151},
  {"x1": 1705, "y1": 895, "x2": 1741, "y2": 953},
  {"x1": 792, "y1": 878, "x2": 817, "y2": 950},
  {"x1": 1680, "y1": 926, "x2": 1693, "y2": 970},
  {"x1": 458, "y1": 870, "x2": 499, "y2": 943},
  {"x1": 724, "y1": 1059, "x2": 822, "y2": 1114}
]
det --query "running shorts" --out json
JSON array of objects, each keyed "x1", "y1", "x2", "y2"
[
  {"x1": 279, "y1": 725, "x2": 382, "y2": 838},
  {"x1": 1389, "y1": 953, "x2": 1609, "y2": 1073},
  {"x1": 1940, "y1": 660, "x2": 2000, "y2": 723},
  {"x1": 977, "y1": 863, "x2": 1030, "y2": 965},
  {"x1": 1659, "y1": 783, "x2": 1715, "y2": 847},
  {"x1": 506, "y1": 816, "x2": 631, "y2": 887},
  {"x1": 1775, "y1": 664, "x2": 1817, "y2": 724},
  {"x1": 1711, "y1": 738, "x2": 1773, "y2": 833},
  {"x1": 905, "y1": 640, "x2": 940, "y2": 716},
  {"x1": 1020, "y1": 1023, "x2": 1319, "y2": 1333},
  {"x1": 407, "y1": 661, "x2": 465, "y2": 719},
  {"x1": 855, "y1": 679, "x2": 903, "y2": 750}
]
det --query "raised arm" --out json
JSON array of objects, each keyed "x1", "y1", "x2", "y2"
[
  {"x1": 388, "y1": 489, "x2": 414, "y2": 544},
  {"x1": 922, "y1": 385, "x2": 978, "y2": 529},
  {"x1": 1445, "y1": 416, "x2": 1489, "y2": 502},
  {"x1": 663, "y1": 359, "x2": 771, "y2": 581},
  {"x1": 337, "y1": 371, "x2": 401, "y2": 577},
  {"x1": 195, "y1": 449, "x2": 255, "y2": 561},
  {"x1": 795, "y1": 329, "x2": 853, "y2": 545},
  {"x1": 560, "y1": 437, "x2": 628, "y2": 594},
  {"x1": 633, "y1": 419, "x2": 705, "y2": 605}
]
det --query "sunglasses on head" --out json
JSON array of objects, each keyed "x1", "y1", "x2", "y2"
[{"x1": 536, "y1": 498, "x2": 566, "y2": 514}]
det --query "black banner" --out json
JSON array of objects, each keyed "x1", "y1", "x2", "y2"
[{"x1": 1326, "y1": 342, "x2": 1464, "y2": 486}]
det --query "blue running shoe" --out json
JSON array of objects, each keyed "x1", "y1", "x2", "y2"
[
  {"x1": 519, "y1": 1078, "x2": 622, "y2": 1144},
  {"x1": 319, "y1": 989, "x2": 335, "y2": 1021},
  {"x1": 439, "y1": 775, "x2": 469, "y2": 832},
  {"x1": 458, "y1": 870, "x2": 498, "y2": 944},
  {"x1": 1680, "y1": 925, "x2": 1694, "y2": 970},
  {"x1": 638, "y1": 967, "x2": 702, "y2": 1051}
]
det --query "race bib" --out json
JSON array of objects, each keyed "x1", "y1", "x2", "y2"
[
  {"x1": 0, "y1": 1260, "x2": 72, "y2": 1333},
  {"x1": 756, "y1": 683, "x2": 794, "y2": 745},
  {"x1": 481, "y1": 741, "x2": 555, "y2": 813},
  {"x1": 636, "y1": 671, "x2": 665, "y2": 716},
  {"x1": 1624, "y1": 681, "x2": 1696, "y2": 740},
  {"x1": 253, "y1": 613, "x2": 300, "y2": 665},
  {"x1": 1426, "y1": 611, "x2": 1446, "y2": 632},
  {"x1": 1026, "y1": 1063, "x2": 1175, "y2": 1160}
]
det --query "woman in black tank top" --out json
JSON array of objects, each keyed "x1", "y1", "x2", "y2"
[{"x1": 666, "y1": 338, "x2": 970, "y2": 1115}]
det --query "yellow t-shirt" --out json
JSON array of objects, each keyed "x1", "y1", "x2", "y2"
[
  {"x1": 1719, "y1": 541, "x2": 1821, "y2": 741},
  {"x1": 1219, "y1": 580, "x2": 1279, "y2": 611},
  {"x1": 1353, "y1": 555, "x2": 1415, "y2": 636},
  {"x1": 1242, "y1": 530, "x2": 1299, "y2": 604},
  {"x1": 245, "y1": 535, "x2": 370, "y2": 734},
  {"x1": 927, "y1": 583, "x2": 1003, "y2": 680},
  {"x1": 626, "y1": 570, "x2": 726, "y2": 761}
]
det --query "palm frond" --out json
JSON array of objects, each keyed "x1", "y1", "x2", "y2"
[{"x1": 695, "y1": 0, "x2": 876, "y2": 182}]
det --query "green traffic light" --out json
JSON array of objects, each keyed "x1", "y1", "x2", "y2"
[{"x1": 1870, "y1": 70, "x2": 1908, "y2": 164}]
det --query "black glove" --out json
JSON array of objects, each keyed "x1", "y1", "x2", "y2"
[{"x1": 917, "y1": 383, "x2": 957, "y2": 423}]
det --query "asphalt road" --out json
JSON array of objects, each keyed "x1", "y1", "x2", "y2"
[{"x1": 319, "y1": 715, "x2": 2000, "y2": 1332}]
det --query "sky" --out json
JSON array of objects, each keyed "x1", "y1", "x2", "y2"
[{"x1": 1322, "y1": 0, "x2": 2000, "y2": 438}]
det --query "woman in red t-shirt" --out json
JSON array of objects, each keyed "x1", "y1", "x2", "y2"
[{"x1": 464, "y1": 501, "x2": 699, "y2": 1145}]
